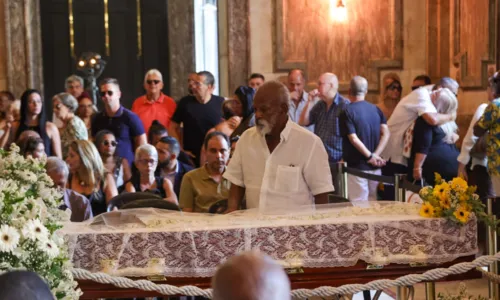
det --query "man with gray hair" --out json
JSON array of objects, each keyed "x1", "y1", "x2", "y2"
[
  {"x1": 46, "y1": 157, "x2": 92, "y2": 222},
  {"x1": 132, "y1": 69, "x2": 177, "y2": 134},
  {"x1": 299, "y1": 72, "x2": 350, "y2": 195},
  {"x1": 340, "y1": 76, "x2": 390, "y2": 201},
  {"x1": 212, "y1": 251, "x2": 291, "y2": 300}
]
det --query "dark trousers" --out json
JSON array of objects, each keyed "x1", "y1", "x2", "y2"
[
  {"x1": 468, "y1": 165, "x2": 494, "y2": 253},
  {"x1": 381, "y1": 161, "x2": 408, "y2": 200},
  {"x1": 330, "y1": 163, "x2": 341, "y2": 196}
]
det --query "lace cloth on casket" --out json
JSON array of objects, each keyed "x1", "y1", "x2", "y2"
[{"x1": 59, "y1": 201, "x2": 478, "y2": 277}]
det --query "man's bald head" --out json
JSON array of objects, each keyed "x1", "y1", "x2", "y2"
[
  {"x1": 287, "y1": 69, "x2": 306, "y2": 97},
  {"x1": 212, "y1": 251, "x2": 291, "y2": 300},
  {"x1": 349, "y1": 76, "x2": 368, "y2": 97},
  {"x1": 318, "y1": 72, "x2": 339, "y2": 100}
]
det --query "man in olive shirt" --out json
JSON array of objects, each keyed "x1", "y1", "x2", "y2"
[{"x1": 179, "y1": 132, "x2": 230, "y2": 213}]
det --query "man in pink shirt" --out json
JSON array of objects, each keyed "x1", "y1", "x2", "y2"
[{"x1": 132, "y1": 69, "x2": 177, "y2": 134}]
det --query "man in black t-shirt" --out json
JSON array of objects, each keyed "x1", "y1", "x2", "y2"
[
  {"x1": 339, "y1": 76, "x2": 390, "y2": 201},
  {"x1": 169, "y1": 71, "x2": 225, "y2": 166}
]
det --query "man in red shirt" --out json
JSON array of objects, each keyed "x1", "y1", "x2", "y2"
[{"x1": 132, "y1": 69, "x2": 177, "y2": 134}]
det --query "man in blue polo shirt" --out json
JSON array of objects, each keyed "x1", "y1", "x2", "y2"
[
  {"x1": 91, "y1": 78, "x2": 147, "y2": 166},
  {"x1": 169, "y1": 71, "x2": 225, "y2": 167}
]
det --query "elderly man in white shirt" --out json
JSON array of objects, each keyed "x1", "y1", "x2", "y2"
[{"x1": 224, "y1": 81, "x2": 334, "y2": 213}]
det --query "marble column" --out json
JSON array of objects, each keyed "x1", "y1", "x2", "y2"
[
  {"x1": 3, "y1": 0, "x2": 43, "y2": 97},
  {"x1": 167, "y1": 0, "x2": 195, "y2": 101},
  {"x1": 227, "y1": 0, "x2": 249, "y2": 93}
]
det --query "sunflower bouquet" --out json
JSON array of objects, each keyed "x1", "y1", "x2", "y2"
[
  {"x1": 0, "y1": 144, "x2": 81, "y2": 299},
  {"x1": 418, "y1": 173, "x2": 491, "y2": 225}
]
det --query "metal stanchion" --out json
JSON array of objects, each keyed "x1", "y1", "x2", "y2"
[
  {"x1": 338, "y1": 162, "x2": 348, "y2": 199},
  {"x1": 396, "y1": 286, "x2": 408, "y2": 300},
  {"x1": 394, "y1": 174, "x2": 402, "y2": 202},
  {"x1": 396, "y1": 174, "x2": 406, "y2": 203},
  {"x1": 487, "y1": 198, "x2": 499, "y2": 300},
  {"x1": 425, "y1": 282, "x2": 436, "y2": 300}
]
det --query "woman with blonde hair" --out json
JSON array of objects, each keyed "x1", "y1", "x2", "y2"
[
  {"x1": 66, "y1": 140, "x2": 118, "y2": 216},
  {"x1": 125, "y1": 144, "x2": 177, "y2": 204},
  {"x1": 53, "y1": 92, "x2": 88, "y2": 157},
  {"x1": 378, "y1": 73, "x2": 403, "y2": 119},
  {"x1": 409, "y1": 88, "x2": 459, "y2": 184}
]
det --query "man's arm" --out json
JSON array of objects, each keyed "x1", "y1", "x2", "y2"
[
  {"x1": 298, "y1": 90, "x2": 319, "y2": 126},
  {"x1": 473, "y1": 121, "x2": 488, "y2": 137},
  {"x1": 373, "y1": 124, "x2": 390, "y2": 156},
  {"x1": 347, "y1": 134, "x2": 371, "y2": 158},
  {"x1": 134, "y1": 134, "x2": 147, "y2": 150},
  {"x1": 421, "y1": 112, "x2": 454, "y2": 126},
  {"x1": 226, "y1": 184, "x2": 245, "y2": 213},
  {"x1": 179, "y1": 173, "x2": 195, "y2": 212},
  {"x1": 168, "y1": 121, "x2": 183, "y2": 147}
]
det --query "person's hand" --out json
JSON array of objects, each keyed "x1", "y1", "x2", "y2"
[
  {"x1": 450, "y1": 112, "x2": 457, "y2": 122},
  {"x1": 413, "y1": 168, "x2": 422, "y2": 180},
  {"x1": 458, "y1": 163, "x2": 468, "y2": 181},
  {"x1": 290, "y1": 91, "x2": 300, "y2": 102},
  {"x1": 368, "y1": 154, "x2": 386, "y2": 167},
  {"x1": 2, "y1": 121, "x2": 11, "y2": 131},
  {"x1": 184, "y1": 150, "x2": 196, "y2": 159},
  {"x1": 227, "y1": 116, "x2": 242, "y2": 129},
  {"x1": 224, "y1": 207, "x2": 238, "y2": 214},
  {"x1": 308, "y1": 89, "x2": 320, "y2": 102}
]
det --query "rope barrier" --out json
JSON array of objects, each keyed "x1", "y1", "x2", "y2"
[
  {"x1": 72, "y1": 252, "x2": 500, "y2": 299},
  {"x1": 344, "y1": 166, "x2": 396, "y2": 184},
  {"x1": 477, "y1": 267, "x2": 500, "y2": 283}
]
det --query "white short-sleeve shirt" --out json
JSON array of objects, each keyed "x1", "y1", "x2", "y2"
[
  {"x1": 223, "y1": 119, "x2": 334, "y2": 213},
  {"x1": 382, "y1": 86, "x2": 437, "y2": 166}
]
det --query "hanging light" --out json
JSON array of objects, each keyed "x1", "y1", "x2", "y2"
[{"x1": 331, "y1": 0, "x2": 347, "y2": 22}]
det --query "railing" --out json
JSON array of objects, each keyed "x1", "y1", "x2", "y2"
[
  {"x1": 337, "y1": 161, "x2": 421, "y2": 203},
  {"x1": 337, "y1": 161, "x2": 500, "y2": 300}
]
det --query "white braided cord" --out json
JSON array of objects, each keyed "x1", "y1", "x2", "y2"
[
  {"x1": 72, "y1": 252, "x2": 500, "y2": 299},
  {"x1": 477, "y1": 267, "x2": 500, "y2": 283}
]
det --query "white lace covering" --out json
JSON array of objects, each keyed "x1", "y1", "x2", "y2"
[{"x1": 60, "y1": 201, "x2": 478, "y2": 277}]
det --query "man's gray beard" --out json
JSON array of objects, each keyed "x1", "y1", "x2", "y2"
[{"x1": 256, "y1": 120, "x2": 272, "y2": 135}]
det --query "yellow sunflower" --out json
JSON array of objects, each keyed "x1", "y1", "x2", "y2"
[
  {"x1": 450, "y1": 177, "x2": 468, "y2": 193},
  {"x1": 420, "y1": 202, "x2": 435, "y2": 218},
  {"x1": 453, "y1": 206, "x2": 470, "y2": 224},
  {"x1": 439, "y1": 197, "x2": 451, "y2": 209},
  {"x1": 433, "y1": 182, "x2": 450, "y2": 201}
]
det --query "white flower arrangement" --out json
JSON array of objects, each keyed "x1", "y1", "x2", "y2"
[{"x1": 0, "y1": 144, "x2": 81, "y2": 299}]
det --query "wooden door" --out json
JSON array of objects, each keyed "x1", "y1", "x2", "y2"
[{"x1": 40, "y1": 0, "x2": 170, "y2": 113}]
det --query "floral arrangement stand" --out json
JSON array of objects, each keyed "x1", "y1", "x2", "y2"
[{"x1": 0, "y1": 145, "x2": 81, "y2": 299}]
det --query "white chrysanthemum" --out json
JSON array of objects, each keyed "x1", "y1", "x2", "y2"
[
  {"x1": 22, "y1": 219, "x2": 49, "y2": 241},
  {"x1": 0, "y1": 225, "x2": 20, "y2": 252},
  {"x1": 38, "y1": 240, "x2": 59, "y2": 258}
]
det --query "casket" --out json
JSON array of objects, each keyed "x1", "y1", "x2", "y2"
[{"x1": 60, "y1": 202, "x2": 481, "y2": 299}]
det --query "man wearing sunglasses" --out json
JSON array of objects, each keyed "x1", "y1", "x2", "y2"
[
  {"x1": 91, "y1": 78, "x2": 147, "y2": 167},
  {"x1": 131, "y1": 69, "x2": 177, "y2": 134}
]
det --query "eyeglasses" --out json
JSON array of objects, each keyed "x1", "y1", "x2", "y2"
[
  {"x1": 100, "y1": 91, "x2": 113, "y2": 97},
  {"x1": 138, "y1": 158, "x2": 156, "y2": 165},
  {"x1": 147, "y1": 80, "x2": 161, "y2": 85},
  {"x1": 387, "y1": 85, "x2": 402, "y2": 92},
  {"x1": 103, "y1": 141, "x2": 117, "y2": 147},
  {"x1": 54, "y1": 103, "x2": 62, "y2": 109}
]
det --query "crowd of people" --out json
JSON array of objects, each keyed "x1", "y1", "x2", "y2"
[{"x1": 1, "y1": 66, "x2": 500, "y2": 222}]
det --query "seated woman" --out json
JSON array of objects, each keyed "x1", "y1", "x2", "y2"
[
  {"x1": 10, "y1": 89, "x2": 61, "y2": 157},
  {"x1": 94, "y1": 129, "x2": 131, "y2": 190},
  {"x1": 66, "y1": 140, "x2": 118, "y2": 216},
  {"x1": 76, "y1": 96, "x2": 97, "y2": 137},
  {"x1": 53, "y1": 93, "x2": 88, "y2": 158},
  {"x1": 125, "y1": 144, "x2": 178, "y2": 204},
  {"x1": 409, "y1": 88, "x2": 459, "y2": 185},
  {"x1": 0, "y1": 100, "x2": 20, "y2": 149},
  {"x1": 21, "y1": 136, "x2": 45, "y2": 159}
]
